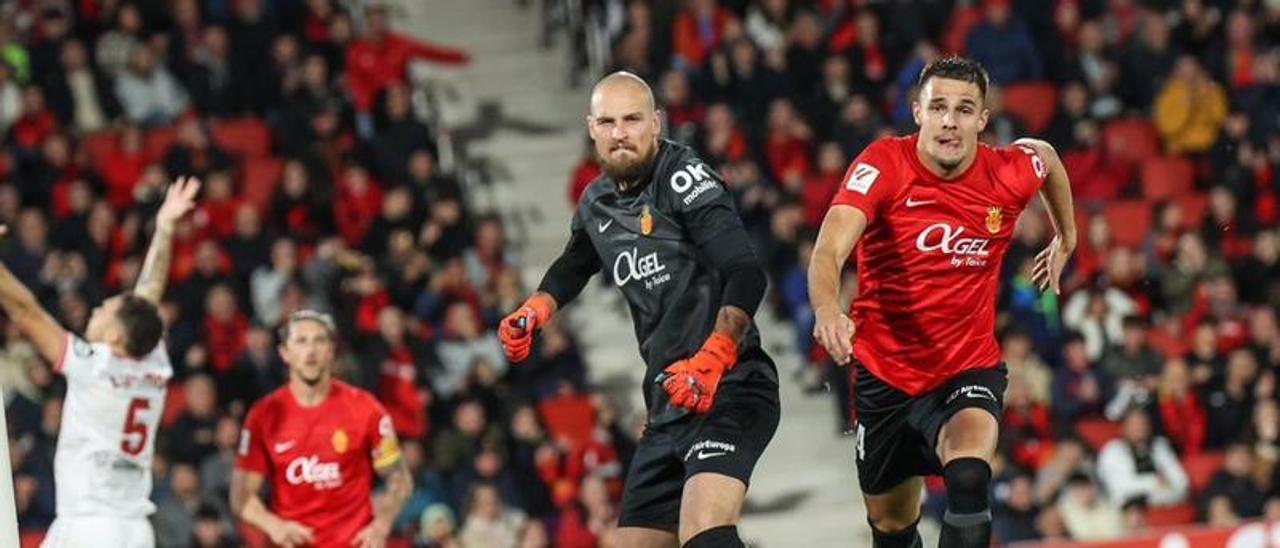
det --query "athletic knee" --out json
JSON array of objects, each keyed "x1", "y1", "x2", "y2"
[
  {"x1": 680, "y1": 506, "x2": 734, "y2": 544},
  {"x1": 681, "y1": 525, "x2": 743, "y2": 548},
  {"x1": 943, "y1": 457, "x2": 992, "y2": 514},
  {"x1": 866, "y1": 505, "x2": 920, "y2": 533}
]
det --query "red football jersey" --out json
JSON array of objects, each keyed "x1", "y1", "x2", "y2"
[
  {"x1": 831, "y1": 135, "x2": 1047, "y2": 396},
  {"x1": 236, "y1": 381, "x2": 402, "y2": 547}
]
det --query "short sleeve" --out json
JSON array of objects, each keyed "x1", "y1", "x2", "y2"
[
  {"x1": 1008, "y1": 143, "x2": 1049, "y2": 197},
  {"x1": 367, "y1": 401, "x2": 402, "y2": 472},
  {"x1": 235, "y1": 405, "x2": 269, "y2": 475},
  {"x1": 830, "y1": 142, "x2": 898, "y2": 224},
  {"x1": 54, "y1": 334, "x2": 95, "y2": 380}
]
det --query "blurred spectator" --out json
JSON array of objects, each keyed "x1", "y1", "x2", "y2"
[
  {"x1": 1053, "y1": 334, "x2": 1111, "y2": 426},
  {"x1": 992, "y1": 471, "x2": 1042, "y2": 543},
  {"x1": 418, "y1": 502, "x2": 460, "y2": 548},
  {"x1": 164, "y1": 118, "x2": 232, "y2": 179},
  {"x1": 152, "y1": 463, "x2": 209, "y2": 548},
  {"x1": 43, "y1": 40, "x2": 120, "y2": 133},
  {"x1": 1203, "y1": 349, "x2": 1259, "y2": 448},
  {"x1": 434, "y1": 302, "x2": 507, "y2": 399},
  {"x1": 1101, "y1": 316, "x2": 1162, "y2": 383},
  {"x1": 982, "y1": 86, "x2": 1027, "y2": 145},
  {"x1": 345, "y1": 4, "x2": 469, "y2": 119},
  {"x1": 96, "y1": 3, "x2": 145, "y2": 78},
  {"x1": 166, "y1": 374, "x2": 220, "y2": 466},
  {"x1": 1004, "y1": 329, "x2": 1053, "y2": 405},
  {"x1": 184, "y1": 26, "x2": 247, "y2": 118},
  {"x1": 1152, "y1": 357, "x2": 1207, "y2": 457},
  {"x1": 1056, "y1": 472, "x2": 1125, "y2": 541},
  {"x1": 1002, "y1": 376, "x2": 1056, "y2": 471},
  {"x1": 458, "y1": 483, "x2": 526, "y2": 548},
  {"x1": 672, "y1": 0, "x2": 737, "y2": 70},
  {"x1": 1121, "y1": 13, "x2": 1178, "y2": 111},
  {"x1": 1097, "y1": 408, "x2": 1189, "y2": 508},
  {"x1": 1203, "y1": 443, "x2": 1267, "y2": 522},
  {"x1": 191, "y1": 504, "x2": 236, "y2": 547},
  {"x1": 1063, "y1": 287, "x2": 1137, "y2": 364},
  {"x1": 198, "y1": 417, "x2": 240, "y2": 513},
  {"x1": 372, "y1": 83, "x2": 435, "y2": 184},
  {"x1": 965, "y1": 0, "x2": 1043, "y2": 85},
  {"x1": 567, "y1": 138, "x2": 602, "y2": 205},
  {"x1": 250, "y1": 238, "x2": 298, "y2": 326},
  {"x1": 555, "y1": 475, "x2": 618, "y2": 547},
  {"x1": 363, "y1": 305, "x2": 434, "y2": 441},
  {"x1": 1155, "y1": 56, "x2": 1228, "y2": 154},
  {"x1": 115, "y1": 44, "x2": 190, "y2": 127}
]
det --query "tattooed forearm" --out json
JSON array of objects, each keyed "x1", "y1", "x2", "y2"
[{"x1": 134, "y1": 224, "x2": 174, "y2": 305}]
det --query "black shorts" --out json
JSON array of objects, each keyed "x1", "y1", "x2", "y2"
[
  {"x1": 617, "y1": 364, "x2": 780, "y2": 530},
  {"x1": 851, "y1": 361, "x2": 1007, "y2": 495}
]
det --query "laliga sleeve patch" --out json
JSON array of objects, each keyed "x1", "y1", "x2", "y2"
[
  {"x1": 845, "y1": 163, "x2": 880, "y2": 194},
  {"x1": 72, "y1": 337, "x2": 94, "y2": 358}
]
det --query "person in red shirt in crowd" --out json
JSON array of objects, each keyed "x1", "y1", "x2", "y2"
[
  {"x1": 672, "y1": 0, "x2": 738, "y2": 69},
  {"x1": 345, "y1": 4, "x2": 469, "y2": 115},
  {"x1": 1155, "y1": 357, "x2": 1207, "y2": 457},
  {"x1": 803, "y1": 142, "x2": 847, "y2": 229},
  {"x1": 334, "y1": 164, "x2": 384, "y2": 248},
  {"x1": 567, "y1": 138, "x2": 601, "y2": 205},
  {"x1": 809, "y1": 57, "x2": 1077, "y2": 548},
  {"x1": 1001, "y1": 379, "x2": 1056, "y2": 471},
  {"x1": 231, "y1": 310, "x2": 413, "y2": 548},
  {"x1": 99, "y1": 125, "x2": 149, "y2": 210}
]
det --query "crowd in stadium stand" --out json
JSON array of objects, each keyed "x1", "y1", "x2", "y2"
[
  {"x1": 0, "y1": 1, "x2": 635, "y2": 546},
  {"x1": 567, "y1": 0, "x2": 1280, "y2": 544},
  {"x1": 0, "y1": 0, "x2": 1274, "y2": 546}
]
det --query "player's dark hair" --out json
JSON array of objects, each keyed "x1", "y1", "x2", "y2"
[
  {"x1": 917, "y1": 56, "x2": 990, "y2": 101},
  {"x1": 117, "y1": 294, "x2": 163, "y2": 358}
]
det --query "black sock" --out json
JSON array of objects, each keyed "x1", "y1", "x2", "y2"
[
  {"x1": 869, "y1": 516, "x2": 923, "y2": 548},
  {"x1": 683, "y1": 525, "x2": 744, "y2": 548},
  {"x1": 940, "y1": 457, "x2": 992, "y2": 548}
]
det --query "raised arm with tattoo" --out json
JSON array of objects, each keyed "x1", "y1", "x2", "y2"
[{"x1": 134, "y1": 177, "x2": 201, "y2": 305}]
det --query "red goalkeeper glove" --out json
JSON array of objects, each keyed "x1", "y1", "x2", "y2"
[
  {"x1": 660, "y1": 332, "x2": 738, "y2": 414},
  {"x1": 498, "y1": 294, "x2": 555, "y2": 363}
]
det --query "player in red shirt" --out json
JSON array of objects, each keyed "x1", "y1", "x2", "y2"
[
  {"x1": 808, "y1": 57, "x2": 1077, "y2": 548},
  {"x1": 230, "y1": 311, "x2": 413, "y2": 548}
]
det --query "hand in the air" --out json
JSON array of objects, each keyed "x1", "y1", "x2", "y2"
[{"x1": 156, "y1": 176, "x2": 202, "y2": 230}]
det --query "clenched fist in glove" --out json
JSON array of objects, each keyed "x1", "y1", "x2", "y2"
[
  {"x1": 660, "y1": 332, "x2": 738, "y2": 414},
  {"x1": 498, "y1": 294, "x2": 556, "y2": 363}
]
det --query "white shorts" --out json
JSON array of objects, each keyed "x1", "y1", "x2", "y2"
[{"x1": 42, "y1": 516, "x2": 154, "y2": 548}]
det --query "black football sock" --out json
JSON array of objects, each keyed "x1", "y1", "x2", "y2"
[
  {"x1": 683, "y1": 525, "x2": 744, "y2": 548},
  {"x1": 869, "y1": 516, "x2": 923, "y2": 548}
]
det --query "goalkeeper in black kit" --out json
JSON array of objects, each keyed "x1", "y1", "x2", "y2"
[{"x1": 498, "y1": 72, "x2": 780, "y2": 548}]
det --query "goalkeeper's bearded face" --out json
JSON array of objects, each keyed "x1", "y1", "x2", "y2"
[{"x1": 587, "y1": 82, "x2": 660, "y2": 184}]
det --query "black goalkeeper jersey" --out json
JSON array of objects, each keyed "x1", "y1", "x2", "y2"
[{"x1": 569, "y1": 139, "x2": 773, "y2": 423}]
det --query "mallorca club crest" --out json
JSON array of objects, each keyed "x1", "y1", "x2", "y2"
[
  {"x1": 640, "y1": 205, "x2": 653, "y2": 236},
  {"x1": 985, "y1": 207, "x2": 1002, "y2": 234},
  {"x1": 331, "y1": 429, "x2": 349, "y2": 454}
]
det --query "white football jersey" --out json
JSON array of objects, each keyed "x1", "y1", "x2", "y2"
[{"x1": 53, "y1": 334, "x2": 171, "y2": 518}]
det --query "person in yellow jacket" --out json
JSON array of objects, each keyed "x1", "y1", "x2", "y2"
[{"x1": 1154, "y1": 56, "x2": 1228, "y2": 154}]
